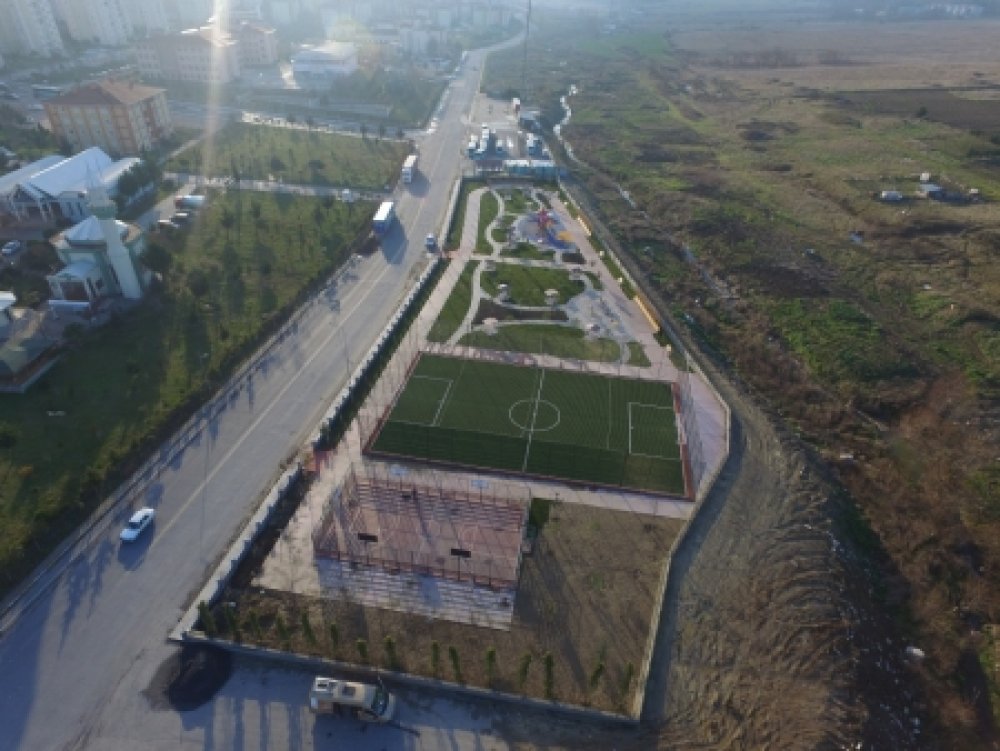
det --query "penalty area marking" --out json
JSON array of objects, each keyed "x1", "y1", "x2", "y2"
[
  {"x1": 407, "y1": 375, "x2": 454, "y2": 426},
  {"x1": 627, "y1": 401, "x2": 676, "y2": 459}
]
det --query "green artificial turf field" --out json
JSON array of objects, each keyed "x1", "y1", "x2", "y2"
[{"x1": 369, "y1": 354, "x2": 685, "y2": 495}]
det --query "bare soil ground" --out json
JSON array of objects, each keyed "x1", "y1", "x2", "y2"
[{"x1": 219, "y1": 502, "x2": 682, "y2": 714}]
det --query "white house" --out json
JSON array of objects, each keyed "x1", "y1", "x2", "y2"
[
  {"x1": 0, "y1": 148, "x2": 139, "y2": 223},
  {"x1": 47, "y1": 187, "x2": 150, "y2": 308}
]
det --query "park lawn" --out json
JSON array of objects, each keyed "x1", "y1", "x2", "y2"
[
  {"x1": 445, "y1": 179, "x2": 486, "y2": 249},
  {"x1": 627, "y1": 341, "x2": 651, "y2": 367},
  {"x1": 427, "y1": 261, "x2": 478, "y2": 343},
  {"x1": 475, "y1": 190, "x2": 500, "y2": 254},
  {"x1": 480, "y1": 263, "x2": 585, "y2": 307},
  {"x1": 0, "y1": 190, "x2": 372, "y2": 595},
  {"x1": 459, "y1": 324, "x2": 621, "y2": 363},
  {"x1": 501, "y1": 242, "x2": 553, "y2": 261},
  {"x1": 165, "y1": 123, "x2": 408, "y2": 190}
]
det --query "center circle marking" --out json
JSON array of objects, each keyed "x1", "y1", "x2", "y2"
[{"x1": 508, "y1": 399, "x2": 561, "y2": 433}]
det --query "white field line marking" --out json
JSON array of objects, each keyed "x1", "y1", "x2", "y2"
[
  {"x1": 627, "y1": 401, "x2": 676, "y2": 459},
  {"x1": 521, "y1": 367, "x2": 547, "y2": 472},
  {"x1": 410, "y1": 375, "x2": 453, "y2": 385},
  {"x1": 431, "y1": 378, "x2": 454, "y2": 427}
]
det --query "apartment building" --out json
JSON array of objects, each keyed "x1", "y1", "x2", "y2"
[
  {"x1": 44, "y1": 79, "x2": 172, "y2": 157},
  {"x1": 235, "y1": 22, "x2": 278, "y2": 67},
  {"x1": 0, "y1": 0, "x2": 65, "y2": 58},
  {"x1": 124, "y1": 0, "x2": 170, "y2": 35},
  {"x1": 135, "y1": 27, "x2": 241, "y2": 84},
  {"x1": 53, "y1": 0, "x2": 132, "y2": 47}
]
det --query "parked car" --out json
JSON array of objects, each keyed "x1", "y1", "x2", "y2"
[
  {"x1": 0, "y1": 92, "x2": 19, "y2": 101},
  {"x1": 169, "y1": 212, "x2": 191, "y2": 225},
  {"x1": 2, "y1": 240, "x2": 23, "y2": 257},
  {"x1": 155, "y1": 219, "x2": 178, "y2": 232},
  {"x1": 120, "y1": 507, "x2": 155, "y2": 542},
  {"x1": 425, "y1": 233, "x2": 437, "y2": 250}
]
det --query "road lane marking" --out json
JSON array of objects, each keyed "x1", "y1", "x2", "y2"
[{"x1": 149, "y1": 254, "x2": 407, "y2": 546}]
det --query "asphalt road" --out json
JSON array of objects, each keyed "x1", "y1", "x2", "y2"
[{"x1": 0, "y1": 40, "x2": 522, "y2": 751}]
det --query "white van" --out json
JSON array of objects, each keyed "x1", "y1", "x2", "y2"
[{"x1": 308, "y1": 676, "x2": 396, "y2": 722}]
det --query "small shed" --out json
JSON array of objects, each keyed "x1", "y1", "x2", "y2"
[
  {"x1": 496, "y1": 283, "x2": 509, "y2": 301},
  {"x1": 544, "y1": 288, "x2": 560, "y2": 306}
]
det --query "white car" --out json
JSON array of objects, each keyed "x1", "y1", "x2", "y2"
[{"x1": 120, "y1": 507, "x2": 155, "y2": 542}]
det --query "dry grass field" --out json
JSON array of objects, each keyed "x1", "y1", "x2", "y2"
[{"x1": 484, "y1": 6, "x2": 1000, "y2": 749}]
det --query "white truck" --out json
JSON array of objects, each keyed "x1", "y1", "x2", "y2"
[
  {"x1": 308, "y1": 676, "x2": 396, "y2": 722},
  {"x1": 401, "y1": 153, "x2": 418, "y2": 184}
]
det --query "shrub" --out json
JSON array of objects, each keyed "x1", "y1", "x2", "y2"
[
  {"x1": 0, "y1": 425, "x2": 18, "y2": 449},
  {"x1": 224, "y1": 606, "x2": 241, "y2": 642},
  {"x1": 197, "y1": 601, "x2": 216, "y2": 636},
  {"x1": 448, "y1": 645, "x2": 463, "y2": 683},
  {"x1": 518, "y1": 653, "x2": 532, "y2": 690},
  {"x1": 356, "y1": 638, "x2": 369, "y2": 663},
  {"x1": 329, "y1": 622, "x2": 339, "y2": 653},
  {"x1": 246, "y1": 610, "x2": 262, "y2": 639},
  {"x1": 301, "y1": 611, "x2": 316, "y2": 645},
  {"x1": 621, "y1": 662, "x2": 635, "y2": 697},
  {"x1": 589, "y1": 661, "x2": 605, "y2": 691},
  {"x1": 543, "y1": 652, "x2": 555, "y2": 699},
  {"x1": 274, "y1": 615, "x2": 290, "y2": 648},
  {"x1": 384, "y1": 635, "x2": 399, "y2": 669},
  {"x1": 486, "y1": 647, "x2": 497, "y2": 686},
  {"x1": 431, "y1": 641, "x2": 441, "y2": 677}
]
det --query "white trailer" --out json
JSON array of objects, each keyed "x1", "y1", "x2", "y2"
[{"x1": 401, "y1": 154, "x2": 418, "y2": 183}]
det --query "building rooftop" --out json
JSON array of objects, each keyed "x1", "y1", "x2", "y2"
[
  {"x1": 1, "y1": 148, "x2": 140, "y2": 203},
  {"x1": 292, "y1": 41, "x2": 357, "y2": 63},
  {"x1": 28, "y1": 148, "x2": 139, "y2": 199},
  {"x1": 63, "y1": 215, "x2": 129, "y2": 246},
  {"x1": 0, "y1": 156, "x2": 64, "y2": 197},
  {"x1": 47, "y1": 79, "x2": 166, "y2": 108}
]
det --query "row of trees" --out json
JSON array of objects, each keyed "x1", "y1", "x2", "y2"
[
  {"x1": 199, "y1": 602, "x2": 636, "y2": 703},
  {"x1": 114, "y1": 156, "x2": 161, "y2": 211}
]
